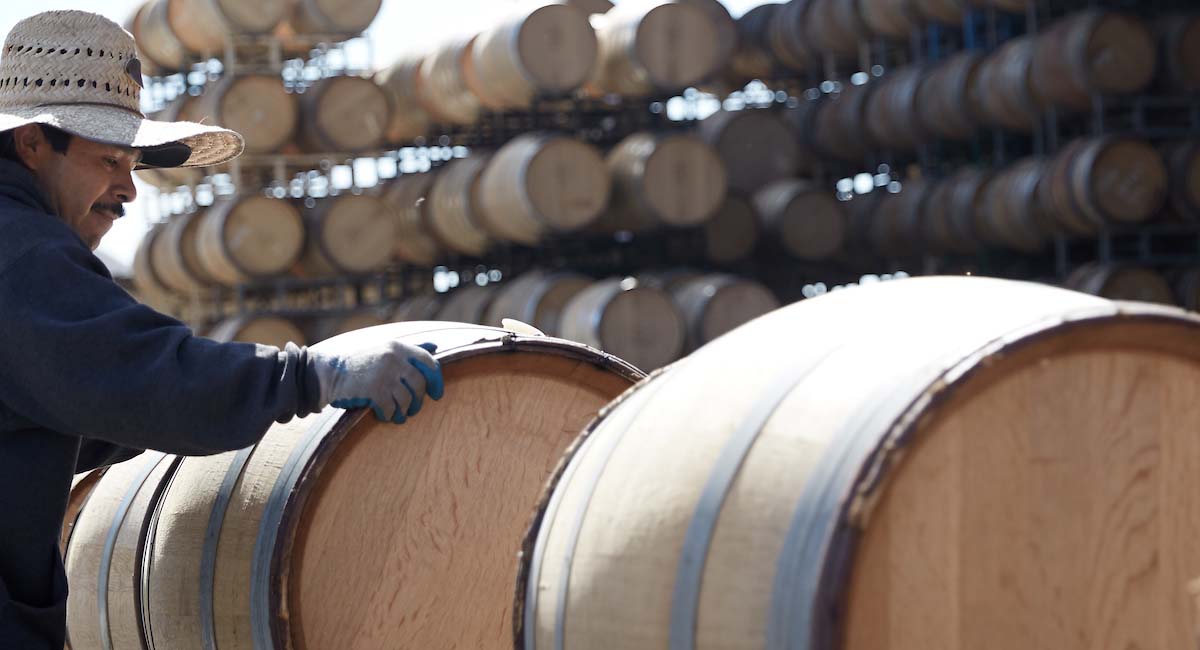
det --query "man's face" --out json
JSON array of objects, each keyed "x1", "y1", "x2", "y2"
[{"x1": 16, "y1": 125, "x2": 139, "y2": 250}]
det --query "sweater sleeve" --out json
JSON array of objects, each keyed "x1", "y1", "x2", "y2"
[{"x1": 0, "y1": 239, "x2": 321, "y2": 456}]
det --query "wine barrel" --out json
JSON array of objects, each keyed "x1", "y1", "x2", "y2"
[
  {"x1": 436, "y1": 284, "x2": 496, "y2": 325},
  {"x1": 807, "y1": 82, "x2": 877, "y2": 163},
  {"x1": 419, "y1": 38, "x2": 482, "y2": 126},
  {"x1": 124, "y1": 3, "x2": 164, "y2": 78},
  {"x1": 566, "y1": 0, "x2": 614, "y2": 15},
  {"x1": 64, "y1": 324, "x2": 639, "y2": 650},
  {"x1": 61, "y1": 469, "x2": 107, "y2": 556},
  {"x1": 207, "y1": 314, "x2": 308, "y2": 348},
  {"x1": 933, "y1": 168, "x2": 993, "y2": 253},
  {"x1": 768, "y1": 0, "x2": 818, "y2": 69},
  {"x1": 280, "y1": 0, "x2": 382, "y2": 36},
  {"x1": 482, "y1": 270, "x2": 593, "y2": 335},
  {"x1": 148, "y1": 93, "x2": 206, "y2": 188},
  {"x1": 306, "y1": 310, "x2": 388, "y2": 343},
  {"x1": 298, "y1": 194, "x2": 396, "y2": 276},
  {"x1": 916, "y1": 50, "x2": 985, "y2": 140},
  {"x1": 195, "y1": 195, "x2": 305, "y2": 286},
  {"x1": 598, "y1": 132, "x2": 727, "y2": 232},
  {"x1": 971, "y1": 35, "x2": 1039, "y2": 132},
  {"x1": 588, "y1": 0, "x2": 721, "y2": 96},
  {"x1": 132, "y1": 224, "x2": 175, "y2": 310},
  {"x1": 518, "y1": 275, "x2": 1200, "y2": 650},
  {"x1": 378, "y1": 171, "x2": 442, "y2": 266},
  {"x1": 136, "y1": 0, "x2": 190, "y2": 73},
  {"x1": 390, "y1": 293, "x2": 444, "y2": 322},
  {"x1": 669, "y1": 273, "x2": 780, "y2": 352},
  {"x1": 297, "y1": 75, "x2": 390, "y2": 153},
  {"x1": 1163, "y1": 140, "x2": 1200, "y2": 222},
  {"x1": 465, "y1": 3, "x2": 598, "y2": 110},
  {"x1": 1042, "y1": 136, "x2": 1168, "y2": 236},
  {"x1": 868, "y1": 180, "x2": 931, "y2": 258},
  {"x1": 426, "y1": 155, "x2": 493, "y2": 257},
  {"x1": 977, "y1": 157, "x2": 1058, "y2": 253},
  {"x1": 680, "y1": 0, "x2": 739, "y2": 77},
  {"x1": 910, "y1": 0, "x2": 964, "y2": 25},
  {"x1": 1065, "y1": 262, "x2": 1175, "y2": 304},
  {"x1": 1031, "y1": 10, "x2": 1157, "y2": 113},
  {"x1": 476, "y1": 133, "x2": 611, "y2": 245},
  {"x1": 698, "y1": 109, "x2": 804, "y2": 194},
  {"x1": 560, "y1": 277, "x2": 686, "y2": 371},
  {"x1": 703, "y1": 194, "x2": 760, "y2": 264},
  {"x1": 752, "y1": 179, "x2": 846, "y2": 261},
  {"x1": 804, "y1": 0, "x2": 869, "y2": 59},
  {"x1": 151, "y1": 209, "x2": 212, "y2": 295},
  {"x1": 195, "y1": 75, "x2": 297, "y2": 155},
  {"x1": 1159, "y1": 14, "x2": 1200, "y2": 92},
  {"x1": 725, "y1": 4, "x2": 778, "y2": 85},
  {"x1": 841, "y1": 189, "x2": 887, "y2": 259},
  {"x1": 1173, "y1": 268, "x2": 1200, "y2": 311},
  {"x1": 857, "y1": 0, "x2": 920, "y2": 38},
  {"x1": 375, "y1": 57, "x2": 432, "y2": 144},
  {"x1": 865, "y1": 66, "x2": 927, "y2": 152},
  {"x1": 166, "y1": 0, "x2": 287, "y2": 57}
]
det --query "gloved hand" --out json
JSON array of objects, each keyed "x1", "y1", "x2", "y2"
[{"x1": 311, "y1": 340, "x2": 444, "y2": 423}]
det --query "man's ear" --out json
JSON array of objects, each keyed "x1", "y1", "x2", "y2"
[{"x1": 12, "y1": 124, "x2": 46, "y2": 171}]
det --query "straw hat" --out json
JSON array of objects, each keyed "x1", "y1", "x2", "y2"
[{"x1": 0, "y1": 10, "x2": 243, "y2": 168}]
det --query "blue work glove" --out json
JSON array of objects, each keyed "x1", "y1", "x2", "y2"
[{"x1": 311, "y1": 340, "x2": 444, "y2": 423}]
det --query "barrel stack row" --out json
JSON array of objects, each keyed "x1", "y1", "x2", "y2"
[{"x1": 62, "y1": 276, "x2": 1200, "y2": 649}]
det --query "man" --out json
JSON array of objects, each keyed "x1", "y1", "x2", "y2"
[{"x1": 0, "y1": 10, "x2": 445, "y2": 647}]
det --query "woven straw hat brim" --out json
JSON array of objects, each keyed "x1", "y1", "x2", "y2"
[{"x1": 0, "y1": 103, "x2": 244, "y2": 168}]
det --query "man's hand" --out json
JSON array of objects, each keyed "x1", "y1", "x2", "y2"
[{"x1": 311, "y1": 340, "x2": 444, "y2": 423}]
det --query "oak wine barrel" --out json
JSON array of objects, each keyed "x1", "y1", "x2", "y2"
[
  {"x1": 518, "y1": 275, "x2": 1200, "y2": 650},
  {"x1": 807, "y1": 82, "x2": 876, "y2": 163},
  {"x1": 280, "y1": 0, "x2": 382, "y2": 36},
  {"x1": 598, "y1": 132, "x2": 727, "y2": 232},
  {"x1": 765, "y1": 0, "x2": 816, "y2": 70},
  {"x1": 1163, "y1": 140, "x2": 1200, "y2": 222},
  {"x1": 207, "y1": 314, "x2": 308, "y2": 348},
  {"x1": 426, "y1": 155, "x2": 493, "y2": 257},
  {"x1": 842, "y1": 189, "x2": 888, "y2": 259},
  {"x1": 482, "y1": 269, "x2": 593, "y2": 335},
  {"x1": 132, "y1": 224, "x2": 175, "y2": 311},
  {"x1": 977, "y1": 156, "x2": 1058, "y2": 253},
  {"x1": 857, "y1": 0, "x2": 920, "y2": 38},
  {"x1": 436, "y1": 284, "x2": 496, "y2": 325},
  {"x1": 1065, "y1": 262, "x2": 1175, "y2": 304},
  {"x1": 65, "y1": 324, "x2": 640, "y2": 650},
  {"x1": 390, "y1": 293, "x2": 444, "y2": 323},
  {"x1": 136, "y1": 0, "x2": 190, "y2": 73},
  {"x1": 698, "y1": 109, "x2": 804, "y2": 194},
  {"x1": 1173, "y1": 267, "x2": 1200, "y2": 311},
  {"x1": 167, "y1": 0, "x2": 287, "y2": 57},
  {"x1": 375, "y1": 58, "x2": 432, "y2": 144},
  {"x1": 419, "y1": 38, "x2": 482, "y2": 126},
  {"x1": 680, "y1": 0, "x2": 739, "y2": 77},
  {"x1": 910, "y1": 0, "x2": 964, "y2": 25},
  {"x1": 297, "y1": 75, "x2": 390, "y2": 153},
  {"x1": 752, "y1": 178, "x2": 846, "y2": 261},
  {"x1": 298, "y1": 194, "x2": 396, "y2": 276},
  {"x1": 305, "y1": 310, "x2": 388, "y2": 343},
  {"x1": 865, "y1": 66, "x2": 927, "y2": 152},
  {"x1": 916, "y1": 50, "x2": 985, "y2": 140},
  {"x1": 725, "y1": 4, "x2": 778, "y2": 85},
  {"x1": 804, "y1": 0, "x2": 869, "y2": 60},
  {"x1": 378, "y1": 171, "x2": 442, "y2": 266},
  {"x1": 61, "y1": 469, "x2": 107, "y2": 556},
  {"x1": 669, "y1": 273, "x2": 780, "y2": 352},
  {"x1": 868, "y1": 180, "x2": 931, "y2": 258},
  {"x1": 124, "y1": 3, "x2": 164, "y2": 78},
  {"x1": 588, "y1": 0, "x2": 721, "y2": 96},
  {"x1": 1158, "y1": 14, "x2": 1200, "y2": 93},
  {"x1": 936, "y1": 167, "x2": 993, "y2": 253},
  {"x1": 703, "y1": 194, "x2": 760, "y2": 264},
  {"x1": 465, "y1": 2, "x2": 598, "y2": 110},
  {"x1": 477, "y1": 133, "x2": 611, "y2": 245},
  {"x1": 196, "y1": 75, "x2": 297, "y2": 155},
  {"x1": 971, "y1": 35, "x2": 1039, "y2": 132},
  {"x1": 195, "y1": 195, "x2": 306, "y2": 286},
  {"x1": 559, "y1": 277, "x2": 686, "y2": 371},
  {"x1": 1041, "y1": 136, "x2": 1168, "y2": 236},
  {"x1": 151, "y1": 209, "x2": 213, "y2": 295},
  {"x1": 1031, "y1": 10, "x2": 1157, "y2": 113}
]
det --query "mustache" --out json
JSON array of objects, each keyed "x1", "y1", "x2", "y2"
[{"x1": 91, "y1": 202, "x2": 125, "y2": 218}]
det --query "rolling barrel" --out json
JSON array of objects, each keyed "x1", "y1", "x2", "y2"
[
  {"x1": 65, "y1": 323, "x2": 640, "y2": 650},
  {"x1": 150, "y1": 210, "x2": 212, "y2": 295},
  {"x1": 698, "y1": 109, "x2": 804, "y2": 194},
  {"x1": 971, "y1": 35, "x2": 1039, "y2": 132},
  {"x1": 668, "y1": 273, "x2": 780, "y2": 352},
  {"x1": 1031, "y1": 10, "x2": 1157, "y2": 112},
  {"x1": 518, "y1": 275, "x2": 1200, "y2": 650},
  {"x1": 477, "y1": 133, "x2": 611, "y2": 245},
  {"x1": 482, "y1": 270, "x2": 593, "y2": 334},
  {"x1": 297, "y1": 76, "x2": 390, "y2": 153},
  {"x1": 379, "y1": 171, "x2": 442, "y2": 266},
  {"x1": 166, "y1": 0, "x2": 287, "y2": 57},
  {"x1": 916, "y1": 50, "x2": 985, "y2": 140},
  {"x1": 375, "y1": 58, "x2": 432, "y2": 144},
  {"x1": 298, "y1": 194, "x2": 396, "y2": 276},
  {"x1": 195, "y1": 195, "x2": 306, "y2": 286},
  {"x1": 466, "y1": 3, "x2": 598, "y2": 110},
  {"x1": 1065, "y1": 262, "x2": 1175, "y2": 304},
  {"x1": 1041, "y1": 136, "x2": 1168, "y2": 236},
  {"x1": 560, "y1": 278, "x2": 687, "y2": 371},
  {"x1": 598, "y1": 132, "x2": 727, "y2": 232},
  {"x1": 196, "y1": 75, "x2": 297, "y2": 155},
  {"x1": 752, "y1": 179, "x2": 846, "y2": 261},
  {"x1": 703, "y1": 195, "x2": 760, "y2": 264},
  {"x1": 865, "y1": 66, "x2": 926, "y2": 152},
  {"x1": 680, "y1": 0, "x2": 739, "y2": 76},
  {"x1": 426, "y1": 156, "x2": 493, "y2": 257},
  {"x1": 207, "y1": 314, "x2": 308, "y2": 348},
  {"x1": 588, "y1": 0, "x2": 721, "y2": 96}
]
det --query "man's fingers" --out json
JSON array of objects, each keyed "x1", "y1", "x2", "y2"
[
  {"x1": 410, "y1": 358, "x2": 444, "y2": 400},
  {"x1": 401, "y1": 377, "x2": 423, "y2": 417}
]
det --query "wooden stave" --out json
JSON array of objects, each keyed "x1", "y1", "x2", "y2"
[
  {"x1": 1062, "y1": 136, "x2": 1168, "y2": 228},
  {"x1": 916, "y1": 50, "x2": 986, "y2": 140},
  {"x1": 374, "y1": 58, "x2": 433, "y2": 145},
  {"x1": 137, "y1": 0, "x2": 191, "y2": 73},
  {"x1": 1030, "y1": 10, "x2": 1158, "y2": 113},
  {"x1": 1163, "y1": 140, "x2": 1200, "y2": 222},
  {"x1": 870, "y1": 180, "x2": 931, "y2": 258},
  {"x1": 298, "y1": 194, "x2": 396, "y2": 277},
  {"x1": 482, "y1": 270, "x2": 594, "y2": 335},
  {"x1": 669, "y1": 273, "x2": 781, "y2": 353},
  {"x1": 195, "y1": 74, "x2": 298, "y2": 155},
  {"x1": 1158, "y1": 14, "x2": 1200, "y2": 93},
  {"x1": 753, "y1": 178, "x2": 847, "y2": 261},
  {"x1": 296, "y1": 76, "x2": 391, "y2": 154},
  {"x1": 865, "y1": 66, "x2": 927, "y2": 152},
  {"x1": 132, "y1": 224, "x2": 176, "y2": 311},
  {"x1": 680, "y1": 0, "x2": 739, "y2": 79},
  {"x1": 699, "y1": 109, "x2": 804, "y2": 195},
  {"x1": 856, "y1": 0, "x2": 921, "y2": 38},
  {"x1": 977, "y1": 156, "x2": 1058, "y2": 253},
  {"x1": 419, "y1": 38, "x2": 483, "y2": 126},
  {"x1": 600, "y1": 132, "x2": 728, "y2": 232},
  {"x1": 559, "y1": 278, "x2": 687, "y2": 371},
  {"x1": 151, "y1": 210, "x2": 212, "y2": 295},
  {"x1": 436, "y1": 284, "x2": 496, "y2": 325},
  {"x1": 194, "y1": 195, "x2": 306, "y2": 286},
  {"x1": 378, "y1": 171, "x2": 442, "y2": 266},
  {"x1": 703, "y1": 194, "x2": 760, "y2": 264},
  {"x1": 808, "y1": 82, "x2": 877, "y2": 163},
  {"x1": 282, "y1": 0, "x2": 382, "y2": 36},
  {"x1": 971, "y1": 35, "x2": 1039, "y2": 132},
  {"x1": 166, "y1": 0, "x2": 287, "y2": 57},
  {"x1": 803, "y1": 0, "x2": 869, "y2": 60},
  {"x1": 425, "y1": 155, "x2": 493, "y2": 257},
  {"x1": 725, "y1": 4, "x2": 779, "y2": 86},
  {"x1": 767, "y1": 0, "x2": 818, "y2": 70},
  {"x1": 517, "y1": 275, "x2": 1200, "y2": 650},
  {"x1": 589, "y1": 1, "x2": 721, "y2": 96},
  {"x1": 206, "y1": 314, "x2": 307, "y2": 347}
]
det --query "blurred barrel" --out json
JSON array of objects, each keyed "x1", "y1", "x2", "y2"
[
  {"x1": 196, "y1": 195, "x2": 306, "y2": 285},
  {"x1": 566, "y1": 0, "x2": 614, "y2": 15},
  {"x1": 865, "y1": 66, "x2": 926, "y2": 152},
  {"x1": 136, "y1": 0, "x2": 190, "y2": 73},
  {"x1": 910, "y1": 0, "x2": 964, "y2": 25},
  {"x1": 132, "y1": 224, "x2": 174, "y2": 310},
  {"x1": 681, "y1": 0, "x2": 739, "y2": 77},
  {"x1": 426, "y1": 156, "x2": 493, "y2": 257},
  {"x1": 466, "y1": 3, "x2": 598, "y2": 110},
  {"x1": 589, "y1": 0, "x2": 721, "y2": 95},
  {"x1": 483, "y1": 270, "x2": 593, "y2": 334},
  {"x1": 280, "y1": 0, "x2": 382, "y2": 36},
  {"x1": 669, "y1": 273, "x2": 780, "y2": 352},
  {"x1": 766, "y1": 0, "x2": 816, "y2": 69},
  {"x1": 196, "y1": 75, "x2": 297, "y2": 155},
  {"x1": 375, "y1": 58, "x2": 432, "y2": 144},
  {"x1": 1159, "y1": 14, "x2": 1200, "y2": 92},
  {"x1": 858, "y1": 0, "x2": 920, "y2": 38},
  {"x1": 977, "y1": 157, "x2": 1058, "y2": 253},
  {"x1": 972, "y1": 35, "x2": 1038, "y2": 132},
  {"x1": 698, "y1": 109, "x2": 803, "y2": 194},
  {"x1": 298, "y1": 194, "x2": 396, "y2": 276},
  {"x1": 1042, "y1": 136, "x2": 1168, "y2": 236},
  {"x1": 804, "y1": 0, "x2": 868, "y2": 59},
  {"x1": 168, "y1": 0, "x2": 287, "y2": 56},
  {"x1": 1065, "y1": 262, "x2": 1175, "y2": 304},
  {"x1": 753, "y1": 179, "x2": 846, "y2": 260},
  {"x1": 477, "y1": 134, "x2": 611, "y2": 245},
  {"x1": 1031, "y1": 10, "x2": 1157, "y2": 112},
  {"x1": 868, "y1": 180, "x2": 931, "y2": 258},
  {"x1": 151, "y1": 210, "x2": 212, "y2": 295},
  {"x1": 807, "y1": 82, "x2": 876, "y2": 163},
  {"x1": 560, "y1": 277, "x2": 686, "y2": 371},
  {"x1": 841, "y1": 190, "x2": 886, "y2": 259},
  {"x1": 1163, "y1": 140, "x2": 1200, "y2": 222},
  {"x1": 726, "y1": 4, "x2": 778, "y2": 85},
  {"x1": 390, "y1": 293, "x2": 444, "y2": 322},
  {"x1": 297, "y1": 75, "x2": 390, "y2": 153},
  {"x1": 598, "y1": 132, "x2": 727, "y2": 232},
  {"x1": 1174, "y1": 268, "x2": 1200, "y2": 311},
  {"x1": 379, "y1": 172, "x2": 442, "y2": 266},
  {"x1": 928, "y1": 168, "x2": 991, "y2": 254},
  {"x1": 306, "y1": 310, "x2": 388, "y2": 343},
  {"x1": 703, "y1": 195, "x2": 759, "y2": 264},
  {"x1": 916, "y1": 50, "x2": 985, "y2": 140},
  {"x1": 207, "y1": 314, "x2": 308, "y2": 347},
  {"x1": 437, "y1": 284, "x2": 496, "y2": 324},
  {"x1": 419, "y1": 38, "x2": 482, "y2": 126}
]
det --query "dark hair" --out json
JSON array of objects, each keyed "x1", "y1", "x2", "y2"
[{"x1": 0, "y1": 124, "x2": 72, "y2": 164}]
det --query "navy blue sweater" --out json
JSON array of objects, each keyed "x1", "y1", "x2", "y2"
[{"x1": 0, "y1": 160, "x2": 320, "y2": 647}]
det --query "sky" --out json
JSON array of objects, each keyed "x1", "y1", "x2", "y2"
[{"x1": 0, "y1": 0, "x2": 770, "y2": 275}]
